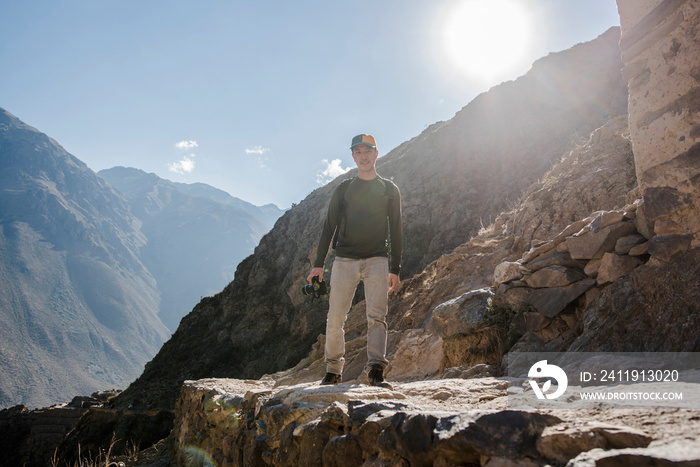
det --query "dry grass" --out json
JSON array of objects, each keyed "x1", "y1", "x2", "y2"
[{"x1": 50, "y1": 434, "x2": 135, "y2": 467}]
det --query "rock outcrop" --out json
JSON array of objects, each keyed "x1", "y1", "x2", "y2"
[
  {"x1": 618, "y1": 0, "x2": 700, "y2": 244},
  {"x1": 493, "y1": 200, "x2": 699, "y2": 355},
  {"x1": 171, "y1": 378, "x2": 700, "y2": 466},
  {"x1": 0, "y1": 404, "x2": 87, "y2": 467}
]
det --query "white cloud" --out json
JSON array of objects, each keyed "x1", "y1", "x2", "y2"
[
  {"x1": 175, "y1": 140, "x2": 198, "y2": 150},
  {"x1": 245, "y1": 146, "x2": 269, "y2": 155},
  {"x1": 168, "y1": 155, "x2": 196, "y2": 174},
  {"x1": 245, "y1": 146, "x2": 270, "y2": 168},
  {"x1": 169, "y1": 140, "x2": 198, "y2": 174},
  {"x1": 317, "y1": 159, "x2": 351, "y2": 184}
]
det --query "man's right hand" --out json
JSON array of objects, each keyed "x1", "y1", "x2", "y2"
[{"x1": 307, "y1": 267, "x2": 325, "y2": 284}]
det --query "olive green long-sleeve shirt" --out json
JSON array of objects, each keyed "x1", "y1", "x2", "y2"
[{"x1": 314, "y1": 176, "x2": 402, "y2": 275}]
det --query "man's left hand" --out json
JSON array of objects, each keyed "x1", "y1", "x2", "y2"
[{"x1": 388, "y1": 273, "x2": 400, "y2": 293}]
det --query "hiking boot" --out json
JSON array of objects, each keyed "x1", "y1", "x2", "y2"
[
  {"x1": 320, "y1": 372, "x2": 341, "y2": 385},
  {"x1": 368, "y1": 365, "x2": 393, "y2": 390}
]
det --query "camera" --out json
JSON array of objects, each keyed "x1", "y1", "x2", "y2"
[{"x1": 302, "y1": 275, "x2": 329, "y2": 298}]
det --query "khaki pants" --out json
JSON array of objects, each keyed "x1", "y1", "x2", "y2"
[{"x1": 325, "y1": 256, "x2": 389, "y2": 375}]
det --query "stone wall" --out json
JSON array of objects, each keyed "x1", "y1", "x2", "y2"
[
  {"x1": 172, "y1": 378, "x2": 700, "y2": 466},
  {"x1": 617, "y1": 0, "x2": 700, "y2": 244},
  {"x1": 0, "y1": 404, "x2": 87, "y2": 467}
]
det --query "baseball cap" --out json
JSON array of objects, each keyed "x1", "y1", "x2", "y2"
[{"x1": 350, "y1": 134, "x2": 377, "y2": 149}]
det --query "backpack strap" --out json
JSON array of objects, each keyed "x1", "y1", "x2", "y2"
[
  {"x1": 379, "y1": 176, "x2": 396, "y2": 202},
  {"x1": 377, "y1": 176, "x2": 397, "y2": 217},
  {"x1": 331, "y1": 178, "x2": 354, "y2": 249}
]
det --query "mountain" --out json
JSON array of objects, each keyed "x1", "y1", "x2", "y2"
[
  {"x1": 6, "y1": 2, "x2": 700, "y2": 462},
  {"x1": 157, "y1": 4, "x2": 700, "y2": 463},
  {"x1": 115, "y1": 28, "x2": 630, "y2": 409},
  {"x1": 0, "y1": 108, "x2": 170, "y2": 409},
  {"x1": 98, "y1": 167, "x2": 284, "y2": 331},
  {"x1": 170, "y1": 180, "x2": 283, "y2": 226}
]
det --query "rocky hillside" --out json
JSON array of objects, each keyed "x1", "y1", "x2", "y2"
[
  {"x1": 379, "y1": 26, "x2": 628, "y2": 278},
  {"x1": 6, "y1": 2, "x2": 700, "y2": 464},
  {"x1": 161, "y1": 2, "x2": 700, "y2": 464},
  {"x1": 0, "y1": 108, "x2": 170, "y2": 409},
  {"x1": 114, "y1": 27, "x2": 629, "y2": 410},
  {"x1": 98, "y1": 167, "x2": 284, "y2": 331},
  {"x1": 269, "y1": 114, "x2": 643, "y2": 387}
]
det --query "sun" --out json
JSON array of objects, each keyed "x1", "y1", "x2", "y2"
[{"x1": 442, "y1": 0, "x2": 533, "y2": 84}]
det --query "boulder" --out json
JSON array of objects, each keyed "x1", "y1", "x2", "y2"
[
  {"x1": 297, "y1": 420, "x2": 339, "y2": 467},
  {"x1": 522, "y1": 249, "x2": 582, "y2": 273},
  {"x1": 644, "y1": 186, "x2": 693, "y2": 221},
  {"x1": 481, "y1": 456, "x2": 542, "y2": 466},
  {"x1": 628, "y1": 241, "x2": 649, "y2": 256},
  {"x1": 513, "y1": 311, "x2": 552, "y2": 333},
  {"x1": 521, "y1": 241, "x2": 557, "y2": 264},
  {"x1": 524, "y1": 266, "x2": 586, "y2": 288},
  {"x1": 321, "y1": 434, "x2": 363, "y2": 467},
  {"x1": 387, "y1": 330, "x2": 442, "y2": 381},
  {"x1": 537, "y1": 426, "x2": 607, "y2": 463},
  {"x1": 566, "y1": 221, "x2": 637, "y2": 260},
  {"x1": 596, "y1": 253, "x2": 644, "y2": 285},
  {"x1": 378, "y1": 412, "x2": 439, "y2": 466},
  {"x1": 494, "y1": 284, "x2": 533, "y2": 311},
  {"x1": 589, "y1": 210, "x2": 626, "y2": 230},
  {"x1": 427, "y1": 289, "x2": 493, "y2": 337},
  {"x1": 494, "y1": 262, "x2": 523, "y2": 286},
  {"x1": 583, "y1": 258, "x2": 602, "y2": 276},
  {"x1": 648, "y1": 234, "x2": 693, "y2": 263},
  {"x1": 633, "y1": 199, "x2": 654, "y2": 239},
  {"x1": 433, "y1": 410, "x2": 562, "y2": 463},
  {"x1": 614, "y1": 234, "x2": 646, "y2": 254},
  {"x1": 566, "y1": 437, "x2": 700, "y2": 466},
  {"x1": 567, "y1": 248, "x2": 700, "y2": 352},
  {"x1": 524, "y1": 279, "x2": 596, "y2": 318},
  {"x1": 537, "y1": 422, "x2": 652, "y2": 463}
]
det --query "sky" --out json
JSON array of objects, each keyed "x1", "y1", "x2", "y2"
[{"x1": 0, "y1": 0, "x2": 621, "y2": 209}]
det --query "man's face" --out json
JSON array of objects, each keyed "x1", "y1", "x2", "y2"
[{"x1": 351, "y1": 144, "x2": 378, "y2": 170}]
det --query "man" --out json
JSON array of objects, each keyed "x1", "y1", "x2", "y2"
[{"x1": 307, "y1": 134, "x2": 402, "y2": 388}]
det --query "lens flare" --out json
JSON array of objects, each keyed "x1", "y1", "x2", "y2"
[{"x1": 183, "y1": 445, "x2": 216, "y2": 466}]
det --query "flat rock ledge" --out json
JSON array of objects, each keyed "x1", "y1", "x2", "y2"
[{"x1": 172, "y1": 377, "x2": 700, "y2": 466}]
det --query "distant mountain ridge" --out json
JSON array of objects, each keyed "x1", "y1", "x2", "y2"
[
  {"x1": 0, "y1": 108, "x2": 169, "y2": 409},
  {"x1": 0, "y1": 109, "x2": 284, "y2": 409},
  {"x1": 170, "y1": 180, "x2": 283, "y2": 226},
  {"x1": 98, "y1": 167, "x2": 284, "y2": 331}
]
